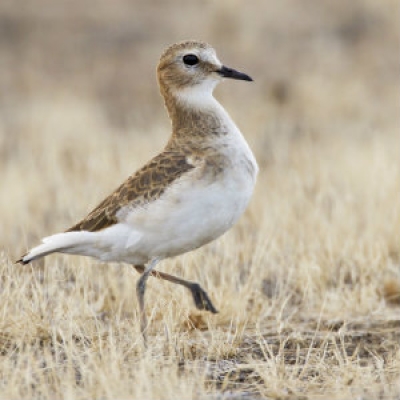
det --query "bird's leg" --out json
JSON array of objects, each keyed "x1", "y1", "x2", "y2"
[
  {"x1": 133, "y1": 265, "x2": 218, "y2": 314},
  {"x1": 136, "y1": 258, "x2": 160, "y2": 345}
]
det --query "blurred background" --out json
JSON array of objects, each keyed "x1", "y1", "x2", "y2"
[{"x1": 0, "y1": 0, "x2": 398, "y2": 255}]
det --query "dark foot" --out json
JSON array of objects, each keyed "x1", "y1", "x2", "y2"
[{"x1": 188, "y1": 283, "x2": 218, "y2": 313}]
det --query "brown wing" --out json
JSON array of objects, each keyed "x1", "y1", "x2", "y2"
[{"x1": 67, "y1": 151, "x2": 195, "y2": 232}]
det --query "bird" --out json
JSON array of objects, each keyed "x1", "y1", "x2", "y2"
[{"x1": 18, "y1": 40, "x2": 258, "y2": 343}]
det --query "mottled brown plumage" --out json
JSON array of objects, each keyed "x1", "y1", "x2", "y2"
[{"x1": 67, "y1": 151, "x2": 194, "y2": 232}]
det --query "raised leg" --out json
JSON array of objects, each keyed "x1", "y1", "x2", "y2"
[
  {"x1": 133, "y1": 264, "x2": 218, "y2": 314},
  {"x1": 136, "y1": 258, "x2": 160, "y2": 345}
]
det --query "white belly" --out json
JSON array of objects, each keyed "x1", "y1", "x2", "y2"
[
  {"x1": 152, "y1": 173, "x2": 253, "y2": 255},
  {"x1": 118, "y1": 160, "x2": 256, "y2": 263}
]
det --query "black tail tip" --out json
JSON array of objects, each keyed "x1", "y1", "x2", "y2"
[{"x1": 15, "y1": 257, "x2": 29, "y2": 265}]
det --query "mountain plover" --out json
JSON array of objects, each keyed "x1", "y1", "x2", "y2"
[{"x1": 18, "y1": 40, "x2": 258, "y2": 341}]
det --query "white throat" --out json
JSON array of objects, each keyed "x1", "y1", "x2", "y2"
[{"x1": 175, "y1": 79, "x2": 221, "y2": 110}]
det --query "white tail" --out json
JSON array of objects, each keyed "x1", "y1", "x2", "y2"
[{"x1": 18, "y1": 232, "x2": 95, "y2": 264}]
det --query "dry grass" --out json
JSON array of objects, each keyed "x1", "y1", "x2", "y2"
[{"x1": 0, "y1": 0, "x2": 399, "y2": 399}]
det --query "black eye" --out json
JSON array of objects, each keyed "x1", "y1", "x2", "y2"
[{"x1": 183, "y1": 54, "x2": 199, "y2": 66}]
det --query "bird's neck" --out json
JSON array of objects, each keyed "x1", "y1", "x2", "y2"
[{"x1": 161, "y1": 85, "x2": 232, "y2": 142}]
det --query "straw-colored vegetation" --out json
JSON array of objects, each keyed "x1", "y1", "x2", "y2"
[{"x1": 1, "y1": 1, "x2": 399, "y2": 399}]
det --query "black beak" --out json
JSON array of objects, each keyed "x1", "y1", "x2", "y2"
[{"x1": 217, "y1": 65, "x2": 253, "y2": 82}]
